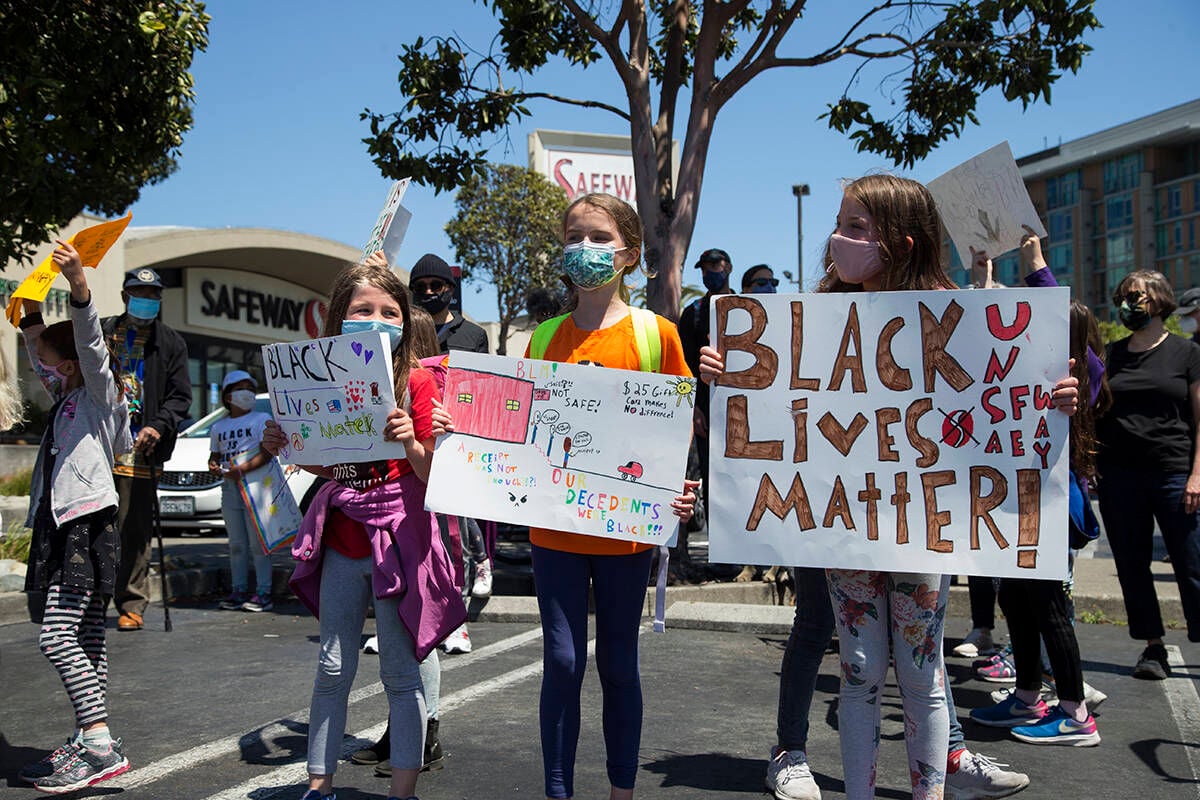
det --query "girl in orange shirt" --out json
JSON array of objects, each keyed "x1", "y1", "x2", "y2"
[{"x1": 436, "y1": 193, "x2": 698, "y2": 800}]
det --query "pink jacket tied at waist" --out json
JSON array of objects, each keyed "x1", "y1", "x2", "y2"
[{"x1": 289, "y1": 473, "x2": 467, "y2": 661}]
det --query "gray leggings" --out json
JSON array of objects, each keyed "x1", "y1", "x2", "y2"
[{"x1": 307, "y1": 549, "x2": 426, "y2": 775}]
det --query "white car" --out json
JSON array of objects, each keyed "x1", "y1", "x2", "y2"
[{"x1": 156, "y1": 395, "x2": 320, "y2": 531}]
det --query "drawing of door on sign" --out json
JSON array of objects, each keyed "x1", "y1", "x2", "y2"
[{"x1": 444, "y1": 368, "x2": 535, "y2": 443}]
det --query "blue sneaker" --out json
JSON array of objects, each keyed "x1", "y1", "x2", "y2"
[
  {"x1": 299, "y1": 791, "x2": 336, "y2": 800},
  {"x1": 1011, "y1": 705, "x2": 1101, "y2": 746},
  {"x1": 32, "y1": 739, "x2": 129, "y2": 794},
  {"x1": 969, "y1": 693, "x2": 1048, "y2": 728}
]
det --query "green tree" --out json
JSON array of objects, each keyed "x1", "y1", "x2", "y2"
[
  {"x1": 0, "y1": 1, "x2": 210, "y2": 265},
  {"x1": 445, "y1": 163, "x2": 569, "y2": 354},
  {"x1": 363, "y1": 0, "x2": 1098, "y2": 319}
]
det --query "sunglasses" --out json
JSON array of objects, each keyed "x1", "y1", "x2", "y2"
[
  {"x1": 1114, "y1": 290, "x2": 1146, "y2": 307},
  {"x1": 411, "y1": 279, "x2": 451, "y2": 294},
  {"x1": 749, "y1": 277, "x2": 780, "y2": 288}
]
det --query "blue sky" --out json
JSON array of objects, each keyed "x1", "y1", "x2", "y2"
[{"x1": 128, "y1": 0, "x2": 1200, "y2": 322}]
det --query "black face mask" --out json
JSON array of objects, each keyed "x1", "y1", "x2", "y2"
[
  {"x1": 1118, "y1": 301, "x2": 1152, "y2": 332},
  {"x1": 416, "y1": 290, "x2": 453, "y2": 316}
]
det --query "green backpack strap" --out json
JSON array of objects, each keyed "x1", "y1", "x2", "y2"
[
  {"x1": 629, "y1": 307, "x2": 662, "y2": 373},
  {"x1": 529, "y1": 313, "x2": 571, "y2": 360}
]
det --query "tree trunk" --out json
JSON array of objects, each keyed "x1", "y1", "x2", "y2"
[{"x1": 497, "y1": 317, "x2": 510, "y2": 356}]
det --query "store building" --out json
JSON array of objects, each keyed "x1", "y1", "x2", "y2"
[
  {"x1": 946, "y1": 98, "x2": 1200, "y2": 319},
  {"x1": 1, "y1": 217, "x2": 378, "y2": 424}
]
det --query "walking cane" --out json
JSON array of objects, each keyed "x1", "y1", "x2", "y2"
[{"x1": 147, "y1": 458, "x2": 172, "y2": 632}]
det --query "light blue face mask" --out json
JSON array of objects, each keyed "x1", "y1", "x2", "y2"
[
  {"x1": 126, "y1": 296, "x2": 161, "y2": 321},
  {"x1": 563, "y1": 241, "x2": 623, "y2": 290},
  {"x1": 342, "y1": 318, "x2": 405, "y2": 351}
]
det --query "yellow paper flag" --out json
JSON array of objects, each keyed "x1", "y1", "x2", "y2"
[{"x1": 6, "y1": 213, "x2": 133, "y2": 328}]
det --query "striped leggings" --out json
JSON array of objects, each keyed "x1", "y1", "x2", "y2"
[{"x1": 39, "y1": 584, "x2": 109, "y2": 727}]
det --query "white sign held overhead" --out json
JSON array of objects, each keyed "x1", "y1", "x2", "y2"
[
  {"x1": 363, "y1": 178, "x2": 413, "y2": 267},
  {"x1": 927, "y1": 142, "x2": 1047, "y2": 266},
  {"x1": 707, "y1": 289, "x2": 1071, "y2": 580}
]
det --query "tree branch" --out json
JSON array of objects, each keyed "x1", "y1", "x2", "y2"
[
  {"x1": 483, "y1": 88, "x2": 632, "y2": 121},
  {"x1": 561, "y1": 0, "x2": 632, "y2": 82}
]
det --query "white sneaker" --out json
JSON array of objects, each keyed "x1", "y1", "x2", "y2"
[
  {"x1": 765, "y1": 747, "x2": 820, "y2": 800},
  {"x1": 471, "y1": 558, "x2": 493, "y2": 598},
  {"x1": 991, "y1": 677, "x2": 1055, "y2": 706},
  {"x1": 1083, "y1": 681, "x2": 1107, "y2": 713},
  {"x1": 442, "y1": 624, "x2": 472, "y2": 654},
  {"x1": 362, "y1": 635, "x2": 379, "y2": 654},
  {"x1": 945, "y1": 749, "x2": 1029, "y2": 799},
  {"x1": 952, "y1": 628, "x2": 996, "y2": 659}
]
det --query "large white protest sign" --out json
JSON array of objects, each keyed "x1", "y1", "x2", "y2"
[
  {"x1": 262, "y1": 331, "x2": 406, "y2": 466},
  {"x1": 708, "y1": 289, "x2": 1071, "y2": 579},
  {"x1": 362, "y1": 178, "x2": 413, "y2": 267},
  {"x1": 426, "y1": 351, "x2": 695, "y2": 545},
  {"x1": 927, "y1": 142, "x2": 1047, "y2": 266}
]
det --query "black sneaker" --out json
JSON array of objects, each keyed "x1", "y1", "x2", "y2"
[
  {"x1": 18, "y1": 738, "x2": 80, "y2": 784},
  {"x1": 1134, "y1": 643, "x2": 1171, "y2": 680},
  {"x1": 32, "y1": 739, "x2": 129, "y2": 794},
  {"x1": 351, "y1": 726, "x2": 389, "y2": 766},
  {"x1": 374, "y1": 718, "x2": 443, "y2": 777}
]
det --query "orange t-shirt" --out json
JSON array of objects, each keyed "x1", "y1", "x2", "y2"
[{"x1": 525, "y1": 311, "x2": 692, "y2": 556}]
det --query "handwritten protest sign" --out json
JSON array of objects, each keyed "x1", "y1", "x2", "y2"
[
  {"x1": 927, "y1": 143, "x2": 1047, "y2": 267},
  {"x1": 233, "y1": 450, "x2": 303, "y2": 553},
  {"x1": 708, "y1": 289, "x2": 1071, "y2": 579},
  {"x1": 262, "y1": 331, "x2": 406, "y2": 466},
  {"x1": 362, "y1": 179, "x2": 413, "y2": 267},
  {"x1": 426, "y1": 351, "x2": 696, "y2": 545},
  {"x1": 6, "y1": 213, "x2": 133, "y2": 327}
]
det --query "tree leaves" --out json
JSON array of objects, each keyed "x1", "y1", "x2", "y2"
[
  {"x1": 0, "y1": 1, "x2": 210, "y2": 265},
  {"x1": 443, "y1": 163, "x2": 568, "y2": 354},
  {"x1": 364, "y1": 0, "x2": 1099, "y2": 315}
]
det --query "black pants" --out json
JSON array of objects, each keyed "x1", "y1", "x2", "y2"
[
  {"x1": 967, "y1": 575, "x2": 996, "y2": 629},
  {"x1": 997, "y1": 576, "x2": 1083, "y2": 703},
  {"x1": 114, "y1": 475, "x2": 156, "y2": 616}
]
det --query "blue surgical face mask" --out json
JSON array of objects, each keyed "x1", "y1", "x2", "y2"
[
  {"x1": 563, "y1": 241, "x2": 625, "y2": 291},
  {"x1": 126, "y1": 296, "x2": 161, "y2": 321},
  {"x1": 342, "y1": 318, "x2": 405, "y2": 351}
]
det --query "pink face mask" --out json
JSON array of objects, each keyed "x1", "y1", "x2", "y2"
[{"x1": 830, "y1": 233, "x2": 885, "y2": 285}]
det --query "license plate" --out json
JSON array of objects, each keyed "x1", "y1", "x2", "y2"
[{"x1": 159, "y1": 496, "x2": 194, "y2": 516}]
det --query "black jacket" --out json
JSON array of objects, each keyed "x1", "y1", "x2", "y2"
[
  {"x1": 438, "y1": 312, "x2": 490, "y2": 354},
  {"x1": 101, "y1": 314, "x2": 192, "y2": 465}
]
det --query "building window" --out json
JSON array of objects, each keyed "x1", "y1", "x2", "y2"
[
  {"x1": 1106, "y1": 194, "x2": 1133, "y2": 229},
  {"x1": 457, "y1": 393, "x2": 473, "y2": 404},
  {"x1": 1191, "y1": 219, "x2": 1196, "y2": 252},
  {"x1": 1192, "y1": 254, "x2": 1200, "y2": 287},
  {"x1": 993, "y1": 253, "x2": 1020, "y2": 286},
  {"x1": 1158, "y1": 225, "x2": 1169, "y2": 255},
  {"x1": 1105, "y1": 263, "x2": 1135, "y2": 295},
  {"x1": 1106, "y1": 231, "x2": 1135, "y2": 267},
  {"x1": 1103, "y1": 152, "x2": 1143, "y2": 195},
  {"x1": 1177, "y1": 222, "x2": 1185, "y2": 252},
  {"x1": 1048, "y1": 209, "x2": 1073, "y2": 242},
  {"x1": 505, "y1": 398, "x2": 521, "y2": 411},
  {"x1": 1168, "y1": 185, "x2": 1183, "y2": 218},
  {"x1": 1048, "y1": 244, "x2": 1073, "y2": 283},
  {"x1": 1046, "y1": 171, "x2": 1080, "y2": 210}
]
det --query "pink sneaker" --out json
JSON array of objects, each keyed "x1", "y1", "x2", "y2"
[{"x1": 975, "y1": 651, "x2": 1017, "y2": 682}]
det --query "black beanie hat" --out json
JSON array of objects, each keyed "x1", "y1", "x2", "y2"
[{"x1": 409, "y1": 253, "x2": 455, "y2": 284}]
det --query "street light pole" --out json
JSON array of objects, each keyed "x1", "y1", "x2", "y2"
[{"x1": 792, "y1": 183, "x2": 810, "y2": 290}]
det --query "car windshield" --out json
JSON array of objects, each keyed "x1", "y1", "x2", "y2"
[{"x1": 181, "y1": 397, "x2": 274, "y2": 437}]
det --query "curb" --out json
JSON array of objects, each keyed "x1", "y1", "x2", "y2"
[{"x1": 0, "y1": 563, "x2": 1176, "y2": 633}]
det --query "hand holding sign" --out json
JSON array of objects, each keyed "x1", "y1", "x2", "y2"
[{"x1": 6, "y1": 213, "x2": 132, "y2": 327}]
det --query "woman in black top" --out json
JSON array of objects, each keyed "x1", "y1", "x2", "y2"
[{"x1": 1097, "y1": 269, "x2": 1200, "y2": 679}]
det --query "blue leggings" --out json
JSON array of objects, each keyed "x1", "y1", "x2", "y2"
[{"x1": 532, "y1": 544, "x2": 653, "y2": 798}]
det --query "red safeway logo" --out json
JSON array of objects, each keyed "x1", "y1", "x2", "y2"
[{"x1": 304, "y1": 300, "x2": 327, "y2": 338}]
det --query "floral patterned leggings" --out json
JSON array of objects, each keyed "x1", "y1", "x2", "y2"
[{"x1": 826, "y1": 570, "x2": 950, "y2": 800}]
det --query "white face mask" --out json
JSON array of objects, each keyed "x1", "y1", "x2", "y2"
[
  {"x1": 228, "y1": 389, "x2": 257, "y2": 411},
  {"x1": 1181, "y1": 315, "x2": 1199, "y2": 335}
]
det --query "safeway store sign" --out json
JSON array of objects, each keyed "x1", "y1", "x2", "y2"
[{"x1": 529, "y1": 129, "x2": 678, "y2": 203}]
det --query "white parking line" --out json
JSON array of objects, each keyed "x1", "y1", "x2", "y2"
[
  {"x1": 205, "y1": 637, "x2": 597, "y2": 800},
  {"x1": 1164, "y1": 645, "x2": 1200, "y2": 799},
  {"x1": 112, "y1": 626, "x2": 544, "y2": 791}
]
